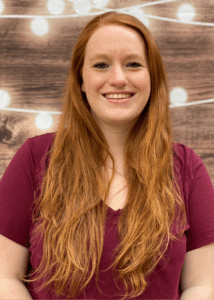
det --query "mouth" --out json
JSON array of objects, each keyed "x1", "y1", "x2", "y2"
[{"x1": 103, "y1": 93, "x2": 135, "y2": 100}]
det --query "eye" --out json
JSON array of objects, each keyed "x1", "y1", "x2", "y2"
[
  {"x1": 127, "y1": 62, "x2": 142, "y2": 68},
  {"x1": 93, "y1": 63, "x2": 108, "y2": 69}
]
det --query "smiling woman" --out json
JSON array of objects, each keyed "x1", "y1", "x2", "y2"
[{"x1": 0, "y1": 10, "x2": 214, "y2": 300}]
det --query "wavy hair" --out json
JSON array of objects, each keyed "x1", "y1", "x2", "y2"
[{"x1": 21, "y1": 11, "x2": 187, "y2": 300}]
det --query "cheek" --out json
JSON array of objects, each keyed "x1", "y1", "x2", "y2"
[
  {"x1": 140, "y1": 73, "x2": 151, "y2": 92},
  {"x1": 88, "y1": 77, "x2": 104, "y2": 94}
]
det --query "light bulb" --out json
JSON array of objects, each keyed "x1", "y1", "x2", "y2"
[
  {"x1": 170, "y1": 88, "x2": 188, "y2": 106},
  {"x1": 35, "y1": 113, "x2": 53, "y2": 130},
  {"x1": 177, "y1": 4, "x2": 195, "y2": 22},
  {"x1": 126, "y1": 7, "x2": 149, "y2": 27},
  {"x1": 31, "y1": 17, "x2": 49, "y2": 36},
  {"x1": 91, "y1": 0, "x2": 109, "y2": 8},
  {"x1": 47, "y1": 0, "x2": 65, "y2": 15},
  {"x1": 0, "y1": 90, "x2": 10, "y2": 109},
  {"x1": 74, "y1": 0, "x2": 92, "y2": 15},
  {"x1": 0, "y1": 0, "x2": 4, "y2": 14}
]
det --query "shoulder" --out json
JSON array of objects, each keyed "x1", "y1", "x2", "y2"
[
  {"x1": 172, "y1": 142, "x2": 198, "y2": 162},
  {"x1": 27, "y1": 132, "x2": 56, "y2": 149},
  {"x1": 171, "y1": 143, "x2": 211, "y2": 207},
  {"x1": 25, "y1": 132, "x2": 55, "y2": 161},
  {"x1": 8, "y1": 132, "x2": 56, "y2": 177},
  {"x1": 172, "y1": 142, "x2": 204, "y2": 176}
]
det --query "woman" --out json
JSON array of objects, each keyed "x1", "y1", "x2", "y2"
[{"x1": 0, "y1": 11, "x2": 214, "y2": 300}]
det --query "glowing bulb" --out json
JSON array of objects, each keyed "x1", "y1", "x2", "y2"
[
  {"x1": 170, "y1": 88, "x2": 188, "y2": 105},
  {"x1": 74, "y1": 0, "x2": 92, "y2": 15},
  {"x1": 0, "y1": 0, "x2": 4, "y2": 14},
  {"x1": 0, "y1": 90, "x2": 10, "y2": 109},
  {"x1": 91, "y1": 0, "x2": 109, "y2": 8},
  {"x1": 177, "y1": 4, "x2": 195, "y2": 22},
  {"x1": 31, "y1": 17, "x2": 49, "y2": 36},
  {"x1": 126, "y1": 8, "x2": 149, "y2": 27},
  {"x1": 47, "y1": 0, "x2": 65, "y2": 15},
  {"x1": 35, "y1": 113, "x2": 53, "y2": 130}
]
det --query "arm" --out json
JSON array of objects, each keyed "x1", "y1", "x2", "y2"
[
  {"x1": 0, "y1": 279, "x2": 33, "y2": 299},
  {"x1": 0, "y1": 234, "x2": 32, "y2": 299},
  {"x1": 180, "y1": 286, "x2": 214, "y2": 300},
  {"x1": 180, "y1": 243, "x2": 214, "y2": 300}
]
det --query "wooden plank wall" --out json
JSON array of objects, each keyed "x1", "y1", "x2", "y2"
[{"x1": 0, "y1": 0, "x2": 213, "y2": 186}]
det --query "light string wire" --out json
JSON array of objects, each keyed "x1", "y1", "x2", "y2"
[
  {"x1": 0, "y1": 0, "x2": 214, "y2": 115},
  {"x1": 0, "y1": 0, "x2": 179, "y2": 19},
  {"x1": 0, "y1": 0, "x2": 213, "y2": 27},
  {"x1": 0, "y1": 12, "x2": 214, "y2": 27},
  {"x1": 1, "y1": 98, "x2": 214, "y2": 115}
]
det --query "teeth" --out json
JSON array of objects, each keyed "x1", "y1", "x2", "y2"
[{"x1": 105, "y1": 93, "x2": 132, "y2": 99}]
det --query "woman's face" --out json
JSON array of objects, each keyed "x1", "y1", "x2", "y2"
[{"x1": 81, "y1": 24, "x2": 151, "y2": 127}]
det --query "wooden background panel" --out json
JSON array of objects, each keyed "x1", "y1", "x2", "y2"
[{"x1": 0, "y1": 0, "x2": 213, "y2": 186}]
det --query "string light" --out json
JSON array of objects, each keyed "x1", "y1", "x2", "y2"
[
  {"x1": 170, "y1": 88, "x2": 188, "y2": 105},
  {"x1": 116, "y1": 0, "x2": 178, "y2": 11},
  {"x1": 73, "y1": 0, "x2": 92, "y2": 14},
  {"x1": 35, "y1": 112, "x2": 54, "y2": 130},
  {"x1": 144, "y1": 14, "x2": 214, "y2": 27},
  {"x1": 126, "y1": 8, "x2": 149, "y2": 27},
  {"x1": 31, "y1": 17, "x2": 49, "y2": 36},
  {"x1": 47, "y1": 0, "x2": 65, "y2": 15},
  {"x1": 0, "y1": 3, "x2": 213, "y2": 27},
  {"x1": 0, "y1": 90, "x2": 10, "y2": 109},
  {"x1": 91, "y1": 0, "x2": 110, "y2": 9},
  {"x1": 1, "y1": 97, "x2": 213, "y2": 113},
  {"x1": 177, "y1": 4, "x2": 195, "y2": 22},
  {"x1": 0, "y1": 105, "x2": 62, "y2": 114},
  {"x1": 0, "y1": 0, "x2": 213, "y2": 131},
  {"x1": 0, "y1": 0, "x2": 3, "y2": 14}
]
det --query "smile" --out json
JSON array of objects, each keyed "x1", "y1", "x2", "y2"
[{"x1": 104, "y1": 93, "x2": 133, "y2": 99}]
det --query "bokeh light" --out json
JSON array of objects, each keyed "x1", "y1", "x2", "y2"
[
  {"x1": 35, "y1": 113, "x2": 54, "y2": 130},
  {"x1": 0, "y1": 0, "x2": 4, "y2": 14},
  {"x1": 170, "y1": 87, "x2": 188, "y2": 105},
  {"x1": 177, "y1": 4, "x2": 195, "y2": 22},
  {"x1": 74, "y1": 0, "x2": 92, "y2": 15},
  {"x1": 91, "y1": 0, "x2": 109, "y2": 8},
  {"x1": 47, "y1": 0, "x2": 65, "y2": 15},
  {"x1": 31, "y1": 17, "x2": 49, "y2": 36},
  {"x1": 0, "y1": 90, "x2": 11, "y2": 109},
  {"x1": 126, "y1": 7, "x2": 149, "y2": 27}
]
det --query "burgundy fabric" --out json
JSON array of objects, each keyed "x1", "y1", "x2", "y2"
[{"x1": 0, "y1": 132, "x2": 214, "y2": 299}]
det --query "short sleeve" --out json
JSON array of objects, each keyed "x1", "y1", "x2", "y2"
[
  {"x1": 0, "y1": 139, "x2": 35, "y2": 249},
  {"x1": 185, "y1": 148, "x2": 214, "y2": 252}
]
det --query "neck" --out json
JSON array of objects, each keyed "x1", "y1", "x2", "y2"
[{"x1": 91, "y1": 111, "x2": 136, "y2": 172}]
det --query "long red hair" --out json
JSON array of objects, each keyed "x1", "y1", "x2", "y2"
[{"x1": 21, "y1": 11, "x2": 187, "y2": 300}]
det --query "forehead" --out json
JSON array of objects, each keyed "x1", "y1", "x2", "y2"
[{"x1": 84, "y1": 25, "x2": 147, "y2": 59}]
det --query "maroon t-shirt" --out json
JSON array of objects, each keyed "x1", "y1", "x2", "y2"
[{"x1": 0, "y1": 132, "x2": 214, "y2": 299}]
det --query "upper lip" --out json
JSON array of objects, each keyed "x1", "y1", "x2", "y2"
[{"x1": 103, "y1": 92, "x2": 135, "y2": 95}]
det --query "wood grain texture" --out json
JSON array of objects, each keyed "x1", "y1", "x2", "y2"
[{"x1": 0, "y1": 0, "x2": 213, "y2": 185}]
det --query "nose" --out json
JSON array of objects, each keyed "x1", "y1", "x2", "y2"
[{"x1": 108, "y1": 65, "x2": 128, "y2": 87}]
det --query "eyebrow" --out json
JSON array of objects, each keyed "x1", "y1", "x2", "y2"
[{"x1": 89, "y1": 53, "x2": 145, "y2": 62}]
